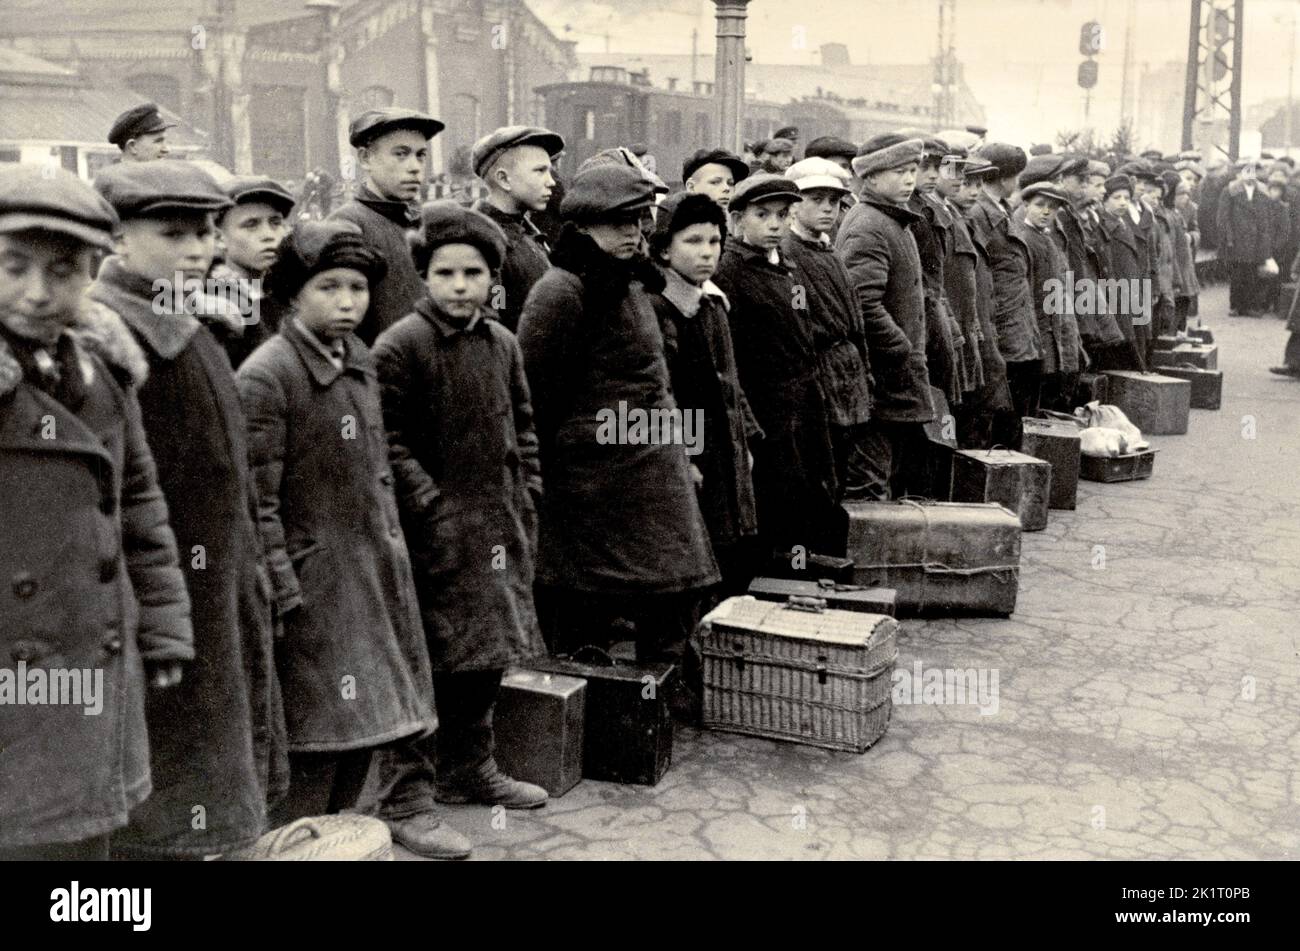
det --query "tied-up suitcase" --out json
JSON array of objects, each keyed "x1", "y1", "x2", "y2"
[
  {"x1": 529, "y1": 649, "x2": 675, "y2": 786},
  {"x1": 1156, "y1": 364, "x2": 1222, "y2": 410},
  {"x1": 950, "y1": 448, "x2": 1051, "y2": 531},
  {"x1": 1187, "y1": 327, "x2": 1214, "y2": 344},
  {"x1": 1152, "y1": 342, "x2": 1218, "y2": 371},
  {"x1": 1102, "y1": 370, "x2": 1191, "y2": 435},
  {"x1": 845, "y1": 500, "x2": 1022, "y2": 617},
  {"x1": 1020, "y1": 417, "x2": 1081, "y2": 510},
  {"x1": 493, "y1": 669, "x2": 586, "y2": 797},
  {"x1": 1079, "y1": 448, "x2": 1158, "y2": 482},
  {"x1": 746, "y1": 576, "x2": 897, "y2": 616},
  {"x1": 697, "y1": 596, "x2": 898, "y2": 753}
]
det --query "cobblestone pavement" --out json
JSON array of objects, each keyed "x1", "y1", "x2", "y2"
[{"x1": 399, "y1": 285, "x2": 1300, "y2": 861}]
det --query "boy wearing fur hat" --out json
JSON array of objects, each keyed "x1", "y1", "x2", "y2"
[
  {"x1": 236, "y1": 221, "x2": 435, "y2": 827},
  {"x1": 89, "y1": 160, "x2": 287, "y2": 858},
  {"x1": 0, "y1": 166, "x2": 192, "y2": 860},
  {"x1": 373, "y1": 202, "x2": 548, "y2": 857},
  {"x1": 782, "y1": 158, "x2": 876, "y2": 500}
]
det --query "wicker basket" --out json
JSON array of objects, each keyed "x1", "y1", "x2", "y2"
[{"x1": 698, "y1": 596, "x2": 898, "y2": 753}]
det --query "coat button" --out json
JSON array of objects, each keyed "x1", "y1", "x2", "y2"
[
  {"x1": 100, "y1": 557, "x2": 119, "y2": 583},
  {"x1": 12, "y1": 573, "x2": 37, "y2": 600},
  {"x1": 104, "y1": 634, "x2": 123, "y2": 655},
  {"x1": 389, "y1": 526, "x2": 400, "y2": 538},
  {"x1": 100, "y1": 494, "x2": 116, "y2": 516}
]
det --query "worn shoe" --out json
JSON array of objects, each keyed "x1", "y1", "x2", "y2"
[
  {"x1": 384, "y1": 811, "x2": 472, "y2": 860},
  {"x1": 436, "y1": 772, "x2": 548, "y2": 809},
  {"x1": 1269, "y1": 365, "x2": 1300, "y2": 378}
]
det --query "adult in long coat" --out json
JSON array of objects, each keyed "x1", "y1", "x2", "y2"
[
  {"x1": 517, "y1": 165, "x2": 719, "y2": 662},
  {"x1": 1216, "y1": 162, "x2": 1284, "y2": 316},
  {"x1": 1, "y1": 290, "x2": 192, "y2": 857},
  {"x1": 86, "y1": 165, "x2": 287, "y2": 858}
]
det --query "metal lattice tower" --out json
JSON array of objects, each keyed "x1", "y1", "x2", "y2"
[
  {"x1": 933, "y1": 0, "x2": 957, "y2": 131},
  {"x1": 1182, "y1": 0, "x2": 1245, "y2": 162}
]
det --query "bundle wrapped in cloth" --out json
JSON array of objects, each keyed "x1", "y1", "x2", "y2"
[{"x1": 1073, "y1": 402, "x2": 1150, "y2": 456}]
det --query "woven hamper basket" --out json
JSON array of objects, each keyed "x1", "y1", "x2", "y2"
[{"x1": 698, "y1": 596, "x2": 899, "y2": 753}]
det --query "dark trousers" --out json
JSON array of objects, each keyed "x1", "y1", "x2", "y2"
[
  {"x1": 855, "y1": 418, "x2": 930, "y2": 500},
  {"x1": 0, "y1": 833, "x2": 110, "y2": 861},
  {"x1": 371, "y1": 670, "x2": 504, "y2": 817},
  {"x1": 1284, "y1": 331, "x2": 1300, "y2": 368},
  {"x1": 1228, "y1": 262, "x2": 1262, "y2": 313},
  {"x1": 1174, "y1": 295, "x2": 1197, "y2": 330},
  {"x1": 832, "y1": 421, "x2": 880, "y2": 501},
  {"x1": 269, "y1": 749, "x2": 373, "y2": 827},
  {"x1": 1038, "y1": 371, "x2": 1079, "y2": 414},
  {"x1": 955, "y1": 402, "x2": 996, "y2": 450},
  {"x1": 992, "y1": 360, "x2": 1042, "y2": 447}
]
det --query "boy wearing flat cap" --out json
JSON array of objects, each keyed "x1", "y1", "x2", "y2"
[
  {"x1": 471, "y1": 125, "x2": 564, "y2": 333},
  {"x1": 782, "y1": 158, "x2": 876, "y2": 501},
  {"x1": 331, "y1": 107, "x2": 444, "y2": 343},
  {"x1": 108, "y1": 102, "x2": 174, "y2": 163},
  {"x1": 835, "y1": 135, "x2": 935, "y2": 498},
  {"x1": 1094, "y1": 176, "x2": 1151, "y2": 371},
  {"x1": 236, "y1": 220, "x2": 435, "y2": 832},
  {"x1": 755, "y1": 137, "x2": 796, "y2": 175},
  {"x1": 519, "y1": 166, "x2": 719, "y2": 712},
  {"x1": 373, "y1": 201, "x2": 547, "y2": 855},
  {"x1": 714, "y1": 173, "x2": 843, "y2": 550},
  {"x1": 683, "y1": 148, "x2": 751, "y2": 210},
  {"x1": 89, "y1": 160, "x2": 288, "y2": 859},
  {"x1": 211, "y1": 176, "x2": 295, "y2": 368},
  {"x1": 0, "y1": 166, "x2": 192, "y2": 860}
]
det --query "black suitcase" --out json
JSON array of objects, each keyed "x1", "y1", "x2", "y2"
[
  {"x1": 1157, "y1": 365, "x2": 1222, "y2": 410},
  {"x1": 746, "y1": 577, "x2": 898, "y2": 616},
  {"x1": 766, "y1": 550, "x2": 856, "y2": 584},
  {"x1": 529, "y1": 648, "x2": 675, "y2": 787}
]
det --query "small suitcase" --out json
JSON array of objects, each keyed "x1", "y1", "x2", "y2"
[
  {"x1": 698, "y1": 596, "x2": 898, "y2": 753},
  {"x1": 1186, "y1": 327, "x2": 1214, "y2": 344},
  {"x1": 1152, "y1": 342, "x2": 1218, "y2": 371},
  {"x1": 1079, "y1": 448, "x2": 1158, "y2": 482},
  {"x1": 950, "y1": 448, "x2": 1052, "y2": 531},
  {"x1": 529, "y1": 650, "x2": 675, "y2": 787},
  {"x1": 767, "y1": 550, "x2": 855, "y2": 584},
  {"x1": 1153, "y1": 334, "x2": 1183, "y2": 350},
  {"x1": 1102, "y1": 371, "x2": 1191, "y2": 435},
  {"x1": 494, "y1": 669, "x2": 586, "y2": 797},
  {"x1": 746, "y1": 577, "x2": 898, "y2": 616},
  {"x1": 1156, "y1": 365, "x2": 1222, "y2": 410},
  {"x1": 1019, "y1": 417, "x2": 1081, "y2": 510},
  {"x1": 845, "y1": 500, "x2": 1022, "y2": 616}
]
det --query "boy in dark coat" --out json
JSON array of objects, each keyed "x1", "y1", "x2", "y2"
[
  {"x1": 1095, "y1": 176, "x2": 1151, "y2": 371},
  {"x1": 781, "y1": 158, "x2": 875, "y2": 500},
  {"x1": 331, "y1": 108, "x2": 444, "y2": 343},
  {"x1": 910, "y1": 139, "x2": 966, "y2": 409},
  {"x1": 1015, "y1": 182, "x2": 1081, "y2": 413},
  {"x1": 0, "y1": 166, "x2": 192, "y2": 860},
  {"x1": 374, "y1": 202, "x2": 548, "y2": 857},
  {"x1": 714, "y1": 173, "x2": 844, "y2": 545},
  {"x1": 237, "y1": 221, "x2": 434, "y2": 826},
  {"x1": 89, "y1": 160, "x2": 288, "y2": 858},
  {"x1": 647, "y1": 192, "x2": 762, "y2": 594}
]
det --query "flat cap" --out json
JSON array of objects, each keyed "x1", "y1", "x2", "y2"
[
  {"x1": 561, "y1": 164, "x2": 658, "y2": 220},
  {"x1": 577, "y1": 147, "x2": 669, "y2": 194},
  {"x1": 0, "y1": 165, "x2": 119, "y2": 249},
  {"x1": 803, "y1": 136, "x2": 857, "y2": 161},
  {"x1": 852, "y1": 134, "x2": 924, "y2": 178},
  {"x1": 1020, "y1": 153, "x2": 1089, "y2": 187},
  {"x1": 1103, "y1": 175, "x2": 1133, "y2": 197},
  {"x1": 773, "y1": 126, "x2": 800, "y2": 142},
  {"x1": 1173, "y1": 159, "x2": 1205, "y2": 179},
  {"x1": 937, "y1": 129, "x2": 981, "y2": 152},
  {"x1": 348, "y1": 108, "x2": 444, "y2": 148},
  {"x1": 785, "y1": 157, "x2": 851, "y2": 194},
  {"x1": 1019, "y1": 181, "x2": 1069, "y2": 204},
  {"x1": 222, "y1": 176, "x2": 295, "y2": 217},
  {"x1": 729, "y1": 173, "x2": 802, "y2": 212},
  {"x1": 965, "y1": 124, "x2": 989, "y2": 138},
  {"x1": 761, "y1": 137, "x2": 796, "y2": 155},
  {"x1": 108, "y1": 102, "x2": 175, "y2": 148},
  {"x1": 1115, "y1": 160, "x2": 1159, "y2": 182},
  {"x1": 94, "y1": 160, "x2": 233, "y2": 220},
  {"x1": 471, "y1": 125, "x2": 564, "y2": 178},
  {"x1": 412, "y1": 199, "x2": 507, "y2": 272},
  {"x1": 972, "y1": 142, "x2": 1028, "y2": 179},
  {"x1": 1087, "y1": 160, "x2": 1111, "y2": 178},
  {"x1": 682, "y1": 148, "x2": 750, "y2": 185}
]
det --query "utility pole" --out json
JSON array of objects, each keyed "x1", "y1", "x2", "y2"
[
  {"x1": 713, "y1": 0, "x2": 750, "y2": 155},
  {"x1": 1287, "y1": 6, "x2": 1296, "y2": 153}
]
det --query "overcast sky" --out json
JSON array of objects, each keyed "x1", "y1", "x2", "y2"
[{"x1": 530, "y1": 0, "x2": 1300, "y2": 145}]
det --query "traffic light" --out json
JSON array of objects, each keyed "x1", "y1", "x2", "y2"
[
  {"x1": 1078, "y1": 60, "x2": 1099, "y2": 90},
  {"x1": 1079, "y1": 20, "x2": 1105, "y2": 56},
  {"x1": 1211, "y1": 8, "x2": 1231, "y2": 82}
]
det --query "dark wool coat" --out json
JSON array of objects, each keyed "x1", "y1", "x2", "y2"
[
  {"x1": 518, "y1": 228, "x2": 720, "y2": 593},
  {"x1": 375, "y1": 298, "x2": 546, "y2": 670},
  {"x1": 909, "y1": 191, "x2": 966, "y2": 405},
  {"x1": 237, "y1": 320, "x2": 433, "y2": 748},
  {"x1": 474, "y1": 198, "x2": 552, "y2": 334},
  {"x1": 963, "y1": 222, "x2": 1014, "y2": 412},
  {"x1": 780, "y1": 227, "x2": 874, "y2": 426},
  {"x1": 713, "y1": 239, "x2": 842, "y2": 552},
  {"x1": 835, "y1": 190, "x2": 935, "y2": 423},
  {"x1": 966, "y1": 190, "x2": 1040, "y2": 363},
  {"x1": 1014, "y1": 216, "x2": 1081, "y2": 376},
  {"x1": 648, "y1": 267, "x2": 761, "y2": 550},
  {"x1": 0, "y1": 303, "x2": 192, "y2": 848},
  {"x1": 1096, "y1": 211, "x2": 1151, "y2": 367},
  {"x1": 331, "y1": 186, "x2": 425, "y2": 344},
  {"x1": 1166, "y1": 204, "x2": 1200, "y2": 299},
  {"x1": 1215, "y1": 181, "x2": 1284, "y2": 264},
  {"x1": 942, "y1": 206, "x2": 987, "y2": 393},
  {"x1": 87, "y1": 256, "x2": 287, "y2": 858},
  {"x1": 206, "y1": 262, "x2": 289, "y2": 370},
  {"x1": 1053, "y1": 204, "x2": 1124, "y2": 347}
]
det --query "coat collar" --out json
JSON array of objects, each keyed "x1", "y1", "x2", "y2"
[
  {"x1": 87, "y1": 256, "x2": 202, "y2": 361},
  {"x1": 356, "y1": 184, "x2": 419, "y2": 227},
  {"x1": 858, "y1": 188, "x2": 924, "y2": 225},
  {"x1": 657, "y1": 264, "x2": 729, "y2": 319},
  {"x1": 474, "y1": 197, "x2": 546, "y2": 242},
  {"x1": 282, "y1": 315, "x2": 371, "y2": 387},
  {"x1": 413, "y1": 295, "x2": 495, "y2": 339},
  {"x1": 550, "y1": 224, "x2": 666, "y2": 296},
  {"x1": 0, "y1": 378, "x2": 114, "y2": 465}
]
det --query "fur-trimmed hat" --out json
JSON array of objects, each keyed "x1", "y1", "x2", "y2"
[
  {"x1": 410, "y1": 199, "x2": 508, "y2": 274},
  {"x1": 852, "y1": 135, "x2": 924, "y2": 178},
  {"x1": 267, "y1": 220, "x2": 386, "y2": 303},
  {"x1": 649, "y1": 191, "x2": 727, "y2": 256}
]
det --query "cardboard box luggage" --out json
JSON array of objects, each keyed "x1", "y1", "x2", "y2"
[
  {"x1": 845, "y1": 501, "x2": 1022, "y2": 616},
  {"x1": 529, "y1": 652, "x2": 675, "y2": 786},
  {"x1": 1079, "y1": 448, "x2": 1158, "y2": 482},
  {"x1": 697, "y1": 596, "x2": 898, "y2": 753},
  {"x1": 1152, "y1": 342, "x2": 1218, "y2": 370},
  {"x1": 1102, "y1": 371, "x2": 1191, "y2": 435},
  {"x1": 746, "y1": 577, "x2": 897, "y2": 616},
  {"x1": 1020, "y1": 417, "x2": 1082, "y2": 510},
  {"x1": 494, "y1": 669, "x2": 586, "y2": 797},
  {"x1": 1156, "y1": 365, "x2": 1222, "y2": 410},
  {"x1": 950, "y1": 449, "x2": 1052, "y2": 531}
]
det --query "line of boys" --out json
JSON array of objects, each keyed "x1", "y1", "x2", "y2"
[{"x1": 0, "y1": 105, "x2": 1209, "y2": 863}]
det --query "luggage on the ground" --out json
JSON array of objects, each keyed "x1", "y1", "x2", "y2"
[
  {"x1": 746, "y1": 576, "x2": 897, "y2": 616},
  {"x1": 1102, "y1": 371, "x2": 1191, "y2": 435},
  {"x1": 950, "y1": 448, "x2": 1051, "y2": 531},
  {"x1": 766, "y1": 550, "x2": 855, "y2": 584},
  {"x1": 494, "y1": 669, "x2": 586, "y2": 797},
  {"x1": 1152, "y1": 342, "x2": 1218, "y2": 370},
  {"x1": 1079, "y1": 448, "x2": 1158, "y2": 482},
  {"x1": 921, "y1": 384, "x2": 957, "y2": 500},
  {"x1": 1157, "y1": 365, "x2": 1223, "y2": 410},
  {"x1": 1020, "y1": 417, "x2": 1082, "y2": 510},
  {"x1": 1074, "y1": 371, "x2": 1109, "y2": 408}
]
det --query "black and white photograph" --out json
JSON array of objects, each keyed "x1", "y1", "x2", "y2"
[{"x1": 0, "y1": 0, "x2": 1292, "y2": 921}]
